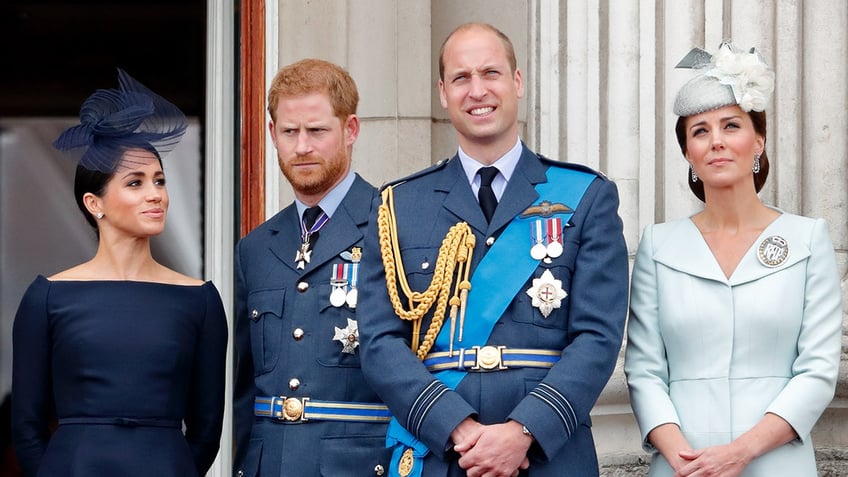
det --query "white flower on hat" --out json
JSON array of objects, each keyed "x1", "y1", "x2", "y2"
[{"x1": 706, "y1": 43, "x2": 775, "y2": 112}]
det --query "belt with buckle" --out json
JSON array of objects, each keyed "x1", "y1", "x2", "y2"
[
  {"x1": 423, "y1": 346, "x2": 561, "y2": 372},
  {"x1": 254, "y1": 396, "x2": 391, "y2": 423}
]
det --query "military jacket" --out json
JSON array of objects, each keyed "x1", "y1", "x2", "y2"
[
  {"x1": 358, "y1": 147, "x2": 629, "y2": 476},
  {"x1": 234, "y1": 175, "x2": 391, "y2": 477}
]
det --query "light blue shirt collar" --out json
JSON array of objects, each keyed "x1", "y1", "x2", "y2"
[
  {"x1": 295, "y1": 171, "x2": 355, "y2": 221},
  {"x1": 458, "y1": 138, "x2": 522, "y2": 201}
]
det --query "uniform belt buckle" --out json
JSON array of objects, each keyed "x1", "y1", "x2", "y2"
[
  {"x1": 274, "y1": 396, "x2": 309, "y2": 422},
  {"x1": 471, "y1": 345, "x2": 507, "y2": 370}
]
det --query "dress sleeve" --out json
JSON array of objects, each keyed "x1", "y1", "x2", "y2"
[
  {"x1": 11, "y1": 277, "x2": 53, "y2": 476},
  {"x1": 184, "y1": 282, "x2": 229, "y2": 474},
  {"x1": 765, "y1": 218, "x2": 843, "y2": 440},
  {"x1": 624, "y1": 225, "x2": 681, "y2": 450}
]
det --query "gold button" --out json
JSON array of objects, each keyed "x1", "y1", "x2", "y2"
[
  {"x1": 297, "y1": 281, "x2": 309, "y2": 292},
  {"x1": 289, "y1": 378, "x2": 301, "y2": 391},
  {"x1": 292, "y1": 328, "x2": 304, "y2": 340},
  {"x1": 374, "y1": 464, "x2": 385, "y2": 475}
]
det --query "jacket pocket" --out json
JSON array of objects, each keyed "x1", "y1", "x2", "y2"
[
  {"x1": 318, "y1": 435, "x2": 392, "y2": 477},
  {"x1": 247, "y1": 288, "x2": 286, "y2": 375},
  {"x1": 398, "y1": 246, "x2": 438, "y2": 292},
  {"x1": 316, "y1": 289, "x2": 364, "y2": 368}
]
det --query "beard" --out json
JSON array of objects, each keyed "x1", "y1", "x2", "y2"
[{"x1": 279, "y1": 146, "x2": 349, "y2": 197}]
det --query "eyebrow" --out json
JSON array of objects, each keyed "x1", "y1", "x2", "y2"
[
  {"x1": 119, "y1": 170, "x2": 164, "y2": 180},
  {"x1": 688, "y1": 115, "x2": 743, "y2": 130}
]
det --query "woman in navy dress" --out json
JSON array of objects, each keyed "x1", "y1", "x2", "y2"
[{"x1": 11, "y1": 70, "x2": 228, "y2": 477}]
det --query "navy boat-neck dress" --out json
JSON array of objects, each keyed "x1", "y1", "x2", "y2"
[{"x1": 11, "y1": 275, "x2": 228, "y2": 477}]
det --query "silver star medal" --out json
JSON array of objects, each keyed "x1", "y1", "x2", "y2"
[
  {"x1": 526, "y1": 269, "x2": 567, "y2": 318},
  {"x1": 333, "y1": 318, "x2": 360, "y2": 354}
]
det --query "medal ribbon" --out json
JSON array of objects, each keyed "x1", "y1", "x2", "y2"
[
  {"x1": 531, "y1": 219, "x2": 544, "y2": 245},
  {"x1": 301, "y1": 211, "x2": 329, "y2": 243},
  {"x1": 349, "y1": 262, "x2": 358, "y2": 289},
  {"x1": 548, "y1": 217, "x2": 562, "y2": 245}
]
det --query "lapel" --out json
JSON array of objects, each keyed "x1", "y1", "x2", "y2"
[
  {"x1": 489, "y1": 146, "x2": 547, "y2": 233},
  {"x1": 439, "y1": 157, "x2": 488, "y2": 233},
  {"x1": 653, "y1": 213, "x2": 811, "y2": 286},
  {"x1": 267, "y1": 205, "x2": 302, "y2": 273},
  {"x1": 267, "y1": 174, "x2": 373, "y2": 274},
  {"x1": 440, "y1": 145, "x2": 547, "y2": 235}
]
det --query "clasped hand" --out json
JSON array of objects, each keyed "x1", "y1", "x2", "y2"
[
  {"x1": 451, "y1": 419, "x2": 532, "y2": 477},
  {"x1": 673, "y1": 444, "x2": 751, "y2": 477}
]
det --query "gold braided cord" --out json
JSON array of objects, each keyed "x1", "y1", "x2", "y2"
[{"x1": 378, "y1": 186, "x2": 475, "y2": 359}]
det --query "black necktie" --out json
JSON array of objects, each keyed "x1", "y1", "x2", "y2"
[
  {"x1": 477, "y1": 167, "x2": 499, "y2": 223},
  {"x1": 302, "y1": 206, "x2": 323, "y2": 246}
]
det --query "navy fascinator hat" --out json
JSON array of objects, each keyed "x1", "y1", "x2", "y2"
[{"x1": 53, "y1": 69, "x2": 187, "y2": 173}]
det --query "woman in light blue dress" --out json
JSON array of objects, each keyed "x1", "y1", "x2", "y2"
[{"x1": 625, "y1": 44, "x2": 842, "y2": 477}]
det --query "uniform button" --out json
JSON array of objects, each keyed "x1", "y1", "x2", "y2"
[
  {"x1": 251, "y1": 309, "x2": 259, "y2": 318},
  {"x1": 297, "y1": 281, "x2": 309, "y2": 292},
  {"x1": 289, "y1": 378, "x2": 301, "y2": 391},
  {"x1": 486, "y1": 236, "x2": 495, "y2": 246},
  {"x1": 421, "y1": 261, "x2": 430, "y2": 270},
  {"x1": 237, "y1": 471, "x2": 244, "y2": 477},
  {"x1": 374, "y1": 464, "x2": 385, "y2": 476},
  {"x1": 292, "y1": 328, "x2": 304, "y2": 340}
]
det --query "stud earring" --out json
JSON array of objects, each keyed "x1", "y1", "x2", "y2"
[
  {"x1": 96, "y1": 212, "x2": 104, "y2": 220},
  {"x1": 752, "y1": 154, "x2": 761, "y2": 174},
  {"x1": 690, "y1": 164, "x2": 698, "y2": 183}
]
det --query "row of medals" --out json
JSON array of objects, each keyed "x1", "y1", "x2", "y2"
[
  {"x1": 330, "y1": 248, "x2": 361, "y2": 308},
  {"x1": 530, "y1": 217, "x2": 563, "y2": 261}
]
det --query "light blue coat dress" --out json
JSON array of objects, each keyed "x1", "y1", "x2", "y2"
[{"x1": 625, "y1": 213, "x2": 842, "y2": 476}]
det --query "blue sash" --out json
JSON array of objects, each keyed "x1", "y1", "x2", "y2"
[{"x1": 386, "y1": 165, "x2": 596, "y2": 477}]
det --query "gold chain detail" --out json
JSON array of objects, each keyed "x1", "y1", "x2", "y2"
[{"x1": 378, "y1": 186, "x2": 475, "y2": 359}]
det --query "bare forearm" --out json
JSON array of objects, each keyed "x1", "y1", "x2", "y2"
[
  {"x1": 646, "y1": 423, "x2": 693, "y2": 472},
  {"x1": 731, "y1": 412, "x2": 798, "y2": 462}
]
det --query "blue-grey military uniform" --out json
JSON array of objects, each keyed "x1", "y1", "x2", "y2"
[
  {"x1": 234, "y1": 174, "x2": 392, "y2": 477},
  {"x1": 358, "y1": 146, "x2": 629, "y2": 476}
]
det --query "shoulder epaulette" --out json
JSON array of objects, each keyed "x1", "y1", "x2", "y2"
[
  {"x1": 536, "y1": 153, "x2": 609, "y2": 180},
  {"x1": 379, "y1": 156, "x2": 453, "y2": 191}
]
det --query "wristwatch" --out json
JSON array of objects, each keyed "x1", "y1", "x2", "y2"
[{"x1": 521, "y1": 425, "x2": 534, "y2": 440}]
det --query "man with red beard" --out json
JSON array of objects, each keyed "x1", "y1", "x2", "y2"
[{"x1": 233, "y1": 59, "x2": 391, "y2": 477}]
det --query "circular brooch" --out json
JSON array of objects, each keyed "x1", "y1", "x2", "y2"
[{"x1": 757, "y1": 235, "x2": 789, "y2": 268}]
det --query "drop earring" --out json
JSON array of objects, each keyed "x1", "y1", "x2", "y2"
[
  {"x1": 752, "y1": 154, "x2": 761, "y2": 174},
  {"x1": 690, "y1": 164, "x2": 698, "y2": 183}
]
